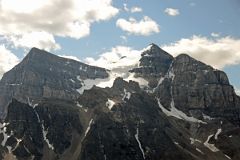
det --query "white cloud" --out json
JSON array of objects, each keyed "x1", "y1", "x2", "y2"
[
  {"x1": 84, "y1": 46, "x2": 142, "y2": 70},
  {"x1": 58, "y1": 55, "x2": 81, "y2": 62},
  {"x1": 120, "y1": 35, "x2": 127, "y2": 43},
  {"x1": 84, "y1": 46, "x2": 151, "y2": 88},
  {"x1": 0, "y1": 45, "x2": 19, "y2": 79},
  {"x1": 122, "y1": 4, "x2": 142, "y2": 13},
  {"x1": 9, "y1": 32, "x2": 61, "y2": 51},
  {"x1": 0, "y1": 0, "x2": 119, "y2": 50},
  {"x1": 211, "y1": 32, "x2": 220, "y2": 37},
  {"x1": 162, "y1": 35, "x2": 240, "y2": 69},
  {"x1": 236, "y1": 89, "x2": 240, "y2": 96},
  {"x1": 123, "y1": 3, "x2": 129, "y2": 12},
  {"x1": 130, "y1": 7, "x2": 142, "y2": 13},
  {"x1": 116, "y1": 16, "x2": 160, "y2": 36},
  {"x1": 164, "y1": 8, "x2": 180, "y2": 16}
]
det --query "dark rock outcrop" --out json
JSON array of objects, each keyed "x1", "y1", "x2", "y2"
[{"x1": 1, "y1": 99, "x2": 82, "y2": 160}]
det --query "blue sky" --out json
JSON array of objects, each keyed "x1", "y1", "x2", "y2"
[
  {"x1": 55, "y1": 0, "x2": 240, "y2": 57},
  {"x1": 0, "y1": 0, "x2": 240, "y2": 93}
]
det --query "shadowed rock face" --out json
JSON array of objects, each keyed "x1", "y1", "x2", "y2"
[
  {"x1": 1, "y1": 99, "x2": 82, "y2": 160},
  {"x1": 0, "y1": 48, "x2": 108, "y2": 118},
  {"x1": 0, "y1": 45, "x2": 240, "y2": 160}
]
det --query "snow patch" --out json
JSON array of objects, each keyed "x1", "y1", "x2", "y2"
[
  {"x1": 70, "y1": 79, "x2": 75, "y2": 83},
  {"x1": 167, "y1": 68, "x2": 175, "y2": 80},
  {"x1": 122, "y1": 89, "x2": 131, "y2": 101},
  {"x1": 157, "y1": 77, "x2": 164, "y2": 86},
  {"x1": 203, "y1": 134, "x2": 219, "y2": 152},
  {"x1": 124, "y1": 73, "x2": 149, "y2": 89},
  {"x1": 85, "y1": 119, "x2": 93, "y2": 137},
  {"x1": 0, "y1": 123, "x2": 12, "y2": 147},
  {"x1": 174, "y1": 142, "x2": 179, "y2": 145},
  {"x1": 152, "y1": 77, "x2": 165, "y2": 92},
  {"x1": 196, "y1": 148, "x2": 204, "y2": 154},
  {"x1": 157, "y1": 98, "x2": 206, "y2": 124},
  {"x1": 78, "y1": 45, "x2": 158, "y2": 93},
  {"x1": 76, "y1": 72, "x2": 117, "y2": 94},
  {"x1": 33, "y1": 109, "x2": 41, "y2": 123},
  {"x1": 106, "y1": 99, "x2": 115, "y2": 110},
  {"x1": 203, "y1": 70, "x2": 209, "y2": 74},
  {"x1": 27, "y1": 97, "x2": 38, "y2": 108},
  {"x1": 7, "y1": 83, "x2": 22, "y2": 86},
  {"x1": 225, "y1": 154, "x2": 232, "y2": 159},
  {"x1": 12, "y1": 138, "x2": 23, "y2": 151},
  {"x1": 76, "y1": 102, "x2": 83, "y2": 108},
  {"x1": 6, "y1": 146, "x2": 12, "y2": 152},
  {"x1": 152, "y1": 63, "x2": 174, "y2": 93},
  {"x1": 77, "y1": 78, "x2": 101, "y2": 94},
  {"x1": 202, "y1": 113, "x2": 214, "y2": 120},
  {"x1": 135, "y1": 128, "x2": 145, "y2": 159},
  {"x1": 95, "y1": 72, "x2": 118, "y2": 88},
  {"x1": 190, "y1": 138, "x2": 202, "y2": 144},
  {"x1": 214, "y1": 128, "x2": 222, "y2": 140},
  {"x1": 76, "y1": 102, "x2": 88, "y2": 112},
  {"x1": 41, "y1": 123, "x2": 54, "y2": 150},
  {"x1": 142, "y1": 44, "x2": 153, "y2": 53}
]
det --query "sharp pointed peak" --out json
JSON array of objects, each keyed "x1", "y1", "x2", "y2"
[
  {"x1": 27, "y1": 47, "x2": 54, "y2": 58},
  {"x1": 143, "y1": 43, "x2": 160, "y2": 51},
  {"x1": 24, "y1": 47, "x2": 72, "y2": 64},
  {"x1": 149, "y1": 43, "x2": 159, "y2": 48},
  {"x1": 142, "y1": 43, "x2": 174, "y2": 59}
]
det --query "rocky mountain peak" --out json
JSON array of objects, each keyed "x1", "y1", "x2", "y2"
[
  {"x1": 141, "y1": 43, "x2": 173, "y2": 61},
  {"x1": 0, "y1": 45, "x2": 240, "y2": 160},
  {"x1": 172, "y1": 53, "x2": 212, "y2": 72},
  {"x1": 21, "y1": 47, "x2": 79, "y2": 69},
  {"x1": 26, "y1": 47, "x2": 50, "y2": 59},
  {"x1": 0, "y1": 47, "x2": 109, "y2": 118},
  {"x1": 130, "y1": 44, "x2": 174, "y2": 88}
]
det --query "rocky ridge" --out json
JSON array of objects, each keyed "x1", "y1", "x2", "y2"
[
  {"x1": 0, "y1": 47, "x2": 108, "y2": 118},
  {"x1": 0, "y1": 44, "x2": 239, "y2": 160}
]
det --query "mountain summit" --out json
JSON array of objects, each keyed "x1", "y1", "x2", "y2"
[
  {"x1": 0, "y1": 48, "x2": 108, "y2": 118},
  {"x1": 0, "y1": 45, "x2": 239, "y2": 160}
]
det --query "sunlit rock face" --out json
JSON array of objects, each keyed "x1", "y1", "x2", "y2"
[
  {"x1": 0, "y1": 47, "x2": 108, "y2": 118},
  {"x1": 0, "y1": 45, "x2": 240, "y2": 160}
]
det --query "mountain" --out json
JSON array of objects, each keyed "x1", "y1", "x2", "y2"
[
  {"x1": 0, "y1": 47, "x2": 108, "y2": 118},
  {"x1": 0, "y1": 44, "x2": 240, "y2": 160}
]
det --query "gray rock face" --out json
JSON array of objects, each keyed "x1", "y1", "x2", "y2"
[
  {"x1": 129, "y1": 45, "x2": 239, "y2": 126},
  {"x1": 0, "y1": 48, "x2": 108, "y2": 118},
  {"x1": 153, "y1": 53, "x2": 240, "y2": 125},
  {"x1": 130, "y1": 43, "x2": 174, "y2": 88},
  {"x1": 1, "y1": 78, "x2": 240, "y2": 160},
  {"x1": 1, "y1": 98, "x2": 82, "y2": 160}
]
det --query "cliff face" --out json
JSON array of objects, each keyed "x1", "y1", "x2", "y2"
[
  {"x1": 0, "y1": 45, "x2": 240, "y2": 160},
  {"x1": 128, "y1": 44, "x2": 239, "y2": 126},
  {"x1": 0, "y1": 48, "x2": 108, "y2": 118}
]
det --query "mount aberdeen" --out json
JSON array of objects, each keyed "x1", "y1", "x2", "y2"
[{"x1": 0, "y1": 44, "x2": 240, "y2": 160}]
